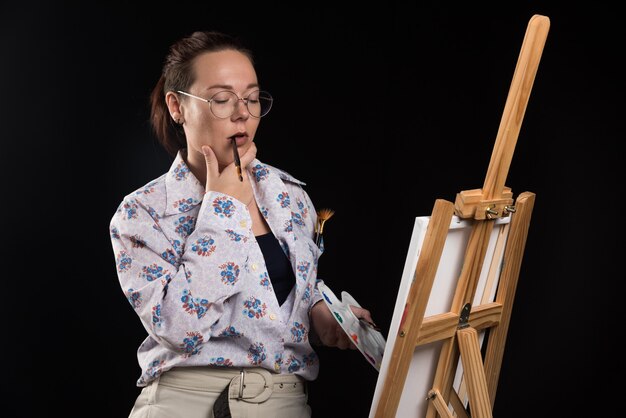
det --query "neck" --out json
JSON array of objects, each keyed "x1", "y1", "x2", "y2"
[{"x1": 183, "y1": 148, "x2": 226, "y2": 186}]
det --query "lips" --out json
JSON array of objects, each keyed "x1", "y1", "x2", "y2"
[{"x1": 229, "y1": 132, "x2": 248, "y2": 146}]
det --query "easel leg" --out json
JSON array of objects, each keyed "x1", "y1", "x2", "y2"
[
  {"x1": 449, "y1": 391, "x2": 470, "y2": 418},
  {"x1": 457, "y1": 326, "x2": 493, "y2": 418},
  {"x1": 427, "y1": 389, "x2": 455, "y2": 418}
]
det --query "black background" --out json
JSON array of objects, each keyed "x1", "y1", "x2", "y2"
[{"x1": 1, "y1": 2, "x2": 623, "y2": 417}]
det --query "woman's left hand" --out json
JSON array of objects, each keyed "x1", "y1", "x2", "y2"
[{"x1": 310, "y1": 301, "x2": 375, "y2": 350}]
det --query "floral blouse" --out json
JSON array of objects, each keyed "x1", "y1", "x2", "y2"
[{"x1": 109, "y1": 150, "x2": 324, "y2": 387}]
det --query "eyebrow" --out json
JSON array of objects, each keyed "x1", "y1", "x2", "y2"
[{"x1": 205, "y1": 83, "x2": 259, "y2": 91}]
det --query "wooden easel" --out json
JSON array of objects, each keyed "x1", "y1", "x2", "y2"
[{"x1": 373, "y1": 15, "x2": 550, "y2": 418}]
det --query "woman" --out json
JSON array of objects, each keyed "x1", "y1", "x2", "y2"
[{"x1": 109, "y1": 30, "x2": 374, "y2": 418}]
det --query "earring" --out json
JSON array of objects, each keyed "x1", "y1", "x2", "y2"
[{"x1": 176, "y1": 117, "x2": 184, "y2": 125}]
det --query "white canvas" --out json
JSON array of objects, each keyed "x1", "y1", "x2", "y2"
[{"x1": 369, "y1": 215, "x2": 511, "y2": 417}]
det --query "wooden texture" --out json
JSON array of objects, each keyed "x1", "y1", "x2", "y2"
[
  {"x1": 417, "y1": 302, "x2": 503, "y2": 346},
  {"x1": 457, "y1": 327, "x2": 493, "y2": 418},
  {"x1": 427, "y1": 390, "x2": 455, "y2": 418},
  {"x1": 371, "y1": 15, "x2": 548, "y2": 417},
  {"x1": 455, "y1": 15, "x2": 550, "y2": 220},
  {"x1": 448, "y1": 389, "x2": 469, "y2": 418},
  {"x1": 373, "y1": 199, "x2": 455, "y2": 418},
  {"x1": 483, "y1": 192, "x2": 536, "y2": 406}
]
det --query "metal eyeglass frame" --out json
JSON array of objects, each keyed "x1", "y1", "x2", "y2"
[{"x1": 176, "y1": 89, "x2": 273, "y2": 119}]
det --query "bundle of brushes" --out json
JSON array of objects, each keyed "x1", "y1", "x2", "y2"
[{"x1": 314, "y1": 208, "x2": 335, "y2": 248}]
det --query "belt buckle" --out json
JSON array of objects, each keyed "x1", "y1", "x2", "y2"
[
  {"x1": 234, "y1": 368, "x2": 273, "y2": 403},
  {"x1": 238, "y1": 369, "x2": 245, "y2": 400}
]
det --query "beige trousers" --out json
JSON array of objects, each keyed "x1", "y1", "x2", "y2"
[{"x1": 128, "y1": 366, "x2": 311, "y2": 418}]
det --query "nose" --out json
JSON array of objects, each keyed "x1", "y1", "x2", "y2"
[{"x1": 231, "y1": 98, "x2": 250, "y2": 120}]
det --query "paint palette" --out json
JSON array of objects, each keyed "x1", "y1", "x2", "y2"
[{"x1": 318, "y1": 282, "x2": 386, "y2": 371}]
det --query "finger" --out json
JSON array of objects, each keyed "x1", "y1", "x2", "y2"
[
  {"x1": 239, "y1": 142, "x2": 258, "y2": 169},
  {"x1": 350, "y1": 306, "x2": 374, "y2": 325},
  {"x1": 201, "y1": 145, "x2": 220, "y2": 181}
]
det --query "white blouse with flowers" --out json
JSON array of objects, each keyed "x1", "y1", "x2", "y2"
[{"x1": 109, "y1": 150, "x2": 325, "y2": 387}]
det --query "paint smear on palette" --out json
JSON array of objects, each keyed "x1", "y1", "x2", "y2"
[
  {"x1": 333, "y1": 312, "x2": 343, "y2": 323},
  {"x1": 323, "y1": 292, "x2": 332, "y2": 304}
]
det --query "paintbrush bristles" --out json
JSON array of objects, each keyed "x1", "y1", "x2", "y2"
[
  {"x1": 317, "y1": 208, "x2": 335, "y2": 220},
  {"x1": 316, "y1": 208, "x2": 335, "y2": 234}
]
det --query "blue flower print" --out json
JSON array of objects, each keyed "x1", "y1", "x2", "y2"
[
  {"x1": 172, "y1": 163, "x2": 190, "y2": 181},
  {"x1": 209, "y1": 357, "x2": 233, "y2": 367},
  {"x1": 173, "y1": 198, "x2": 200, "y2": 212},
  {"x1": 151, "y1": 304, "x2": 162, "y2": 329},
  {"x1": 219, "y1": 262, "x2": 240, "y2": 285},
  {"x1": 301, "y1": 283, "x2": 312, "y2": 302},
  {"x1": 225, "y1": 229, "x2": 248, "y2": 243},
  {"x1": 161, "y1": 249, "x2": 178, "y2": 267},
  {"x1": 296, "y1": 198, "x2": 309, "y2": 223},
  {"x1": 247, "y1": 343, "x2": 267, "y2": 365},
  {"x1": 276, "y1": 192, "x2": 290, "y2": 208},
  {"x1": 291, "y1": 211, "x2": 305, "y2": 227},
  {"x1": 284, "y1": 219, "x2": 293, "y2": 233},
  {"x1": 174, "y1": 216, "x2": 196, "y2": 238},
  {"x1": 181, "y1": 289, "x2": 210, "y2": 319},
  {"x1": 218, "y1": 326, "x2": 244, "y2": 338},
  {"x1": 135, "y1": 181, "x2": 157, "y2": 195},
  {"x1": 303, "y1": 351, "x2": 318, "y2": 367},
  {"x1": 259, "y1": 272, "x2": 272, "y2": 291},
  {"x1": 117, "y1": 251, "x2": 132, "y2": 272},
  {"x1": 296, "y1": 261, "x2": 310, "y2": 280},
  {"x1": 180, "y1": 331, "x2": 204, "y2": 357},
  {"x1": 260, "y1": 206, "x2": 269, "y2": 219},
  {"x1": 172, "y1": 239, "x2": 183, "y2": 257},
  {"x1": 126, "y1": 288, "x2": 142, "y2": 309},
  {"x1": 290, "y1": 322, "x2": 308, "y2": 343},
  {"x1": 121, "y1": 201, "x2": 138, "y2": 220},
  {"x1": 252, "y1": 164, "x2": 270, "y2": 182},
  {"x1": 212, "y1": 196, "x2": 236, "y2": 218},
  {"x1": 110, "y1": 226, "x2": 120, "y2": 240},
  {"x1": 242, "y1": 297, "x2": 267, "y2": 319},
  {"x1": 183, "y1": 267, "x2": 193, "y2": 284},
  {"x1": 286, "y1": 354, "x2": 301, "y2": 373},
  {"x1": 296, "y1": 198, "x2": 309, "y2": 218},
  {"x1": 274, "y1": 352, "x2": 283, "y2": 367},
  {"x1": 191, "y1": 236, "x2": 216, "y2": 257},
  {"x1": 146, "y1": 359, "x2": 166, "y2": 378},
  {"x1": 140, "y1": 263, "x2": 170, "y2": 282}
]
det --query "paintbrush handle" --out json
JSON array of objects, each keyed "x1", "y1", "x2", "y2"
[{"x1": 232, "y1": 139, "x2": 243, "y2": 182}]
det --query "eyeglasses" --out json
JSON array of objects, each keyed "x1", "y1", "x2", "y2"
[{"x1": 176, "y1": 89, "x2": 273, "y2": 119}]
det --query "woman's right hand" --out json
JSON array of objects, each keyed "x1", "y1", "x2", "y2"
[{"x1": 201, "y1": 143, "x2": 257, "y2": 205}]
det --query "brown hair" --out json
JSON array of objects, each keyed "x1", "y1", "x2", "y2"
[{"x1": 150, "y1": 31, "x2": 253, "y2": 157}]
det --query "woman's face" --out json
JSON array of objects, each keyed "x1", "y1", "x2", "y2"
[{"x1": 181, "y1": 50, "x2": 261, "y2": 172}]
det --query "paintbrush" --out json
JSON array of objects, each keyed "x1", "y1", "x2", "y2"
[
  {"x1": 315, "y1": 208, "x2": 335, "y2": 247},
  {"x1": 232, "y1": 138, "x2": 243, "y2": 182}
]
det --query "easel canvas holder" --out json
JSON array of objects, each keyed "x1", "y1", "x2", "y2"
[{"x1": 370, "y1": 15, "x2": 550, "y2": 418}]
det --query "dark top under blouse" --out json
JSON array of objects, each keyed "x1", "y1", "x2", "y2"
[{"x1": 255, "y1": 232, "x2": 295, "y2": 306}]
